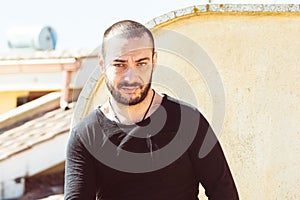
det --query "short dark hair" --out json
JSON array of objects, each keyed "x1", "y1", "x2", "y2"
[{"x1": 101, "y1": 20, "x2": 155, "y2": 57}]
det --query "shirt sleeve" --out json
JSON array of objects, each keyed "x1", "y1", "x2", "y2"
[
  {"x1": 64, "y1": 130, "x2": 97, "y2": 200},
  {"x1": 188, "y1": 114, "x2": 239, "y2": 200}
]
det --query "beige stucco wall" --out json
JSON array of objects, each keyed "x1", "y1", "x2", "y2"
[
  {"x1": 151, "y1": 12, "x2": 300, "y2": 200},
  {"x1": 74, "y1": 5, "x2": 300, "y2": 200}
]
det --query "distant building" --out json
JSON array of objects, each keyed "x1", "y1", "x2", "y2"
[{"x1": 0, "y1": 49, "x2": 98, "y2": 199}]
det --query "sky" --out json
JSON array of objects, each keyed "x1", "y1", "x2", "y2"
[{"x1": 0, "y1": 0, "x2": 299, "y2": 53}]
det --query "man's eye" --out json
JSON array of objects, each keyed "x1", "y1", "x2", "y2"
[
  {"x1": 137, "y1": 63, "x2": 147, "y2": 67},
  {"x1": 114, "y1": 63, "x2": 125, "y2": 67}
]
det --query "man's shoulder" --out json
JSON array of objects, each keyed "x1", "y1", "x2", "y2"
[
  {"x1": 72, "y1": 109, "x2": 100, "y2": 134},
  {"x1": 163, "y1": 94, "x2": 199, "y2": 114}
]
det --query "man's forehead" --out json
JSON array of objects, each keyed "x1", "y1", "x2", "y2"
[
  {"x1": 104, "y1": 35, "x2": 153, "y2": 62},
  {"x1": 105, "y1": 35, "x2": 152, "y2": 50},
  {"x1": 116, "y1": 48, "x2": 152, "y2": 58}
]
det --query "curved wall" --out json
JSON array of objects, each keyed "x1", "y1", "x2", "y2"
[{"x1": 74, "y1": 4, "x2": 300, "y2": 199}]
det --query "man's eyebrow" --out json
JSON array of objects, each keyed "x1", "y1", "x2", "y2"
[
  {"x1": 113, "y1": 59, "x2": 126, "y2": 63},
  {"x1": 113, "y1": 57, "x2": 150, "y2": 63},
  {"x1": 135, "y1": 57, "x2": 150, "y2": 62}
]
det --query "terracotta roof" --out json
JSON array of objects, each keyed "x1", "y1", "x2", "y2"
[
  {"x1": 0, "y1": 105, "x2": 73, "y2": 162},
  {"x1": 0, "y1": 49, "x2": 98, "y2": 61}
]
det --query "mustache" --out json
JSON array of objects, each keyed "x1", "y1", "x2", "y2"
[{"x1": 117, "y1": 82, "x2": 143, "y2": 89}]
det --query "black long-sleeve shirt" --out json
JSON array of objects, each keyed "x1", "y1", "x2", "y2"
[{"x1": 65, "y1": 95, "x2": 239, "y2": 200}]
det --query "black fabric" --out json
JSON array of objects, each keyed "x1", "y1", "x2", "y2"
[{"x1": 64, "y1": 95, "x2": 239, "y2": 200}]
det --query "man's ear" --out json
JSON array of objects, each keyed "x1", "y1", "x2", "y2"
[
  {"x1": 152, "y1": 51, "x2": 158, "y2": 71},
  {"x1": 99, "y1": 54, "x2": 105, "y2": 72}
]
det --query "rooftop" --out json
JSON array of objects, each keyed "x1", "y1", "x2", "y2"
[
  {"x1": 0, "y1": 105, "x2": 73, "y2": 162},
  {"x1": 0, "y1": 99, "x2": 73, "y2": 199},
  {"x1": 0, "y1": 49, "x2": 98, "y2": 61}
]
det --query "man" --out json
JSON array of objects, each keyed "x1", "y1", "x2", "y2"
[{"x1": 64, "y1": 20, "x2": 239, "y2": 200}]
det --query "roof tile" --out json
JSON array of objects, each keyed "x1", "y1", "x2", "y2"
[{"x1": 0, "y1": 107, "x2": 73, "y2": 162}]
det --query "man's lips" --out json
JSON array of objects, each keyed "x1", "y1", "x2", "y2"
[{"x1": 121, "y1": 86, "x2": 139, "y2": 93}]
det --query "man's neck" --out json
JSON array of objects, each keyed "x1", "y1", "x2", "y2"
[{"x1": 106, "y1": 90, "x2": 163, "y2": 124}]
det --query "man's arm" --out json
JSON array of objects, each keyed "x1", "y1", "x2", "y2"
[
  {"x1": 188, "y1": 114, "x2": 239, "y2": 200},
  {"x1": 64, "y1": 130, "x2": 97, "y2": 200}
]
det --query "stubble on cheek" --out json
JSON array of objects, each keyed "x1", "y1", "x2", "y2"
[
  {"x1": 106, "y1": 77, "x2": 151, "y2": 106},
  {"x1": 104, "y1": 69, "x2": 153, "y2": 105}
]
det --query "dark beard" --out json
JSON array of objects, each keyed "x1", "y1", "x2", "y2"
[{"x1": 105, "y1": 75, "x2": 152, "y2": 106}]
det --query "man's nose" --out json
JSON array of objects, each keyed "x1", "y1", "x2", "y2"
[{"x1": 123, "y1": 63, "x2": 137, "y2": 81}]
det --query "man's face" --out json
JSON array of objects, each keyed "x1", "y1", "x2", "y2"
[{"x1": 101, "y1": 34, "x2": 157, "y2": 105}]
